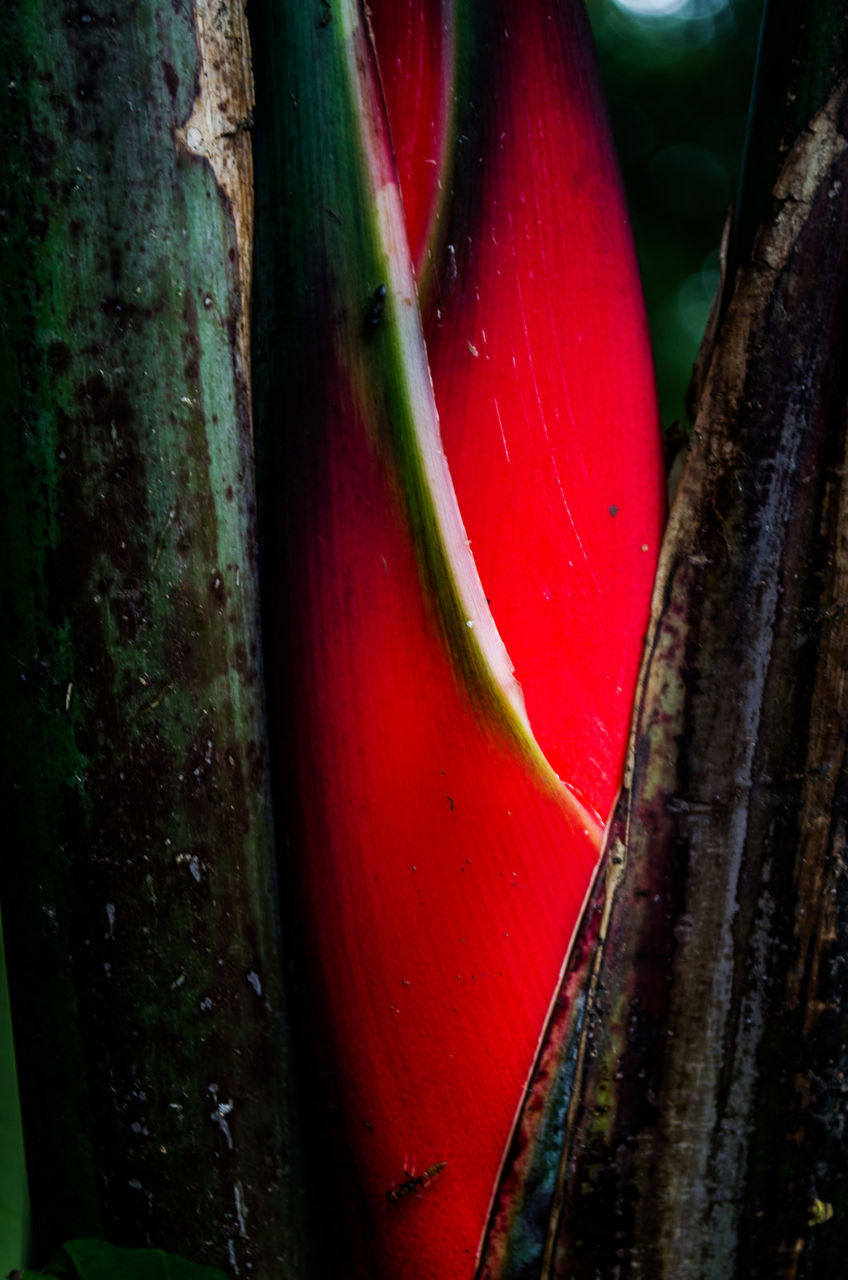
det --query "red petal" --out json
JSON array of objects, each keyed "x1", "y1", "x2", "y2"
[
  {"x1": 373, "y1": 1, "x2": 665, "y2": 820},
  {"x1": 369, "y1": 0, "x2": 455, "y2": 271},
  {"x1": 264, "y1": 3, "x2": 663, "y2": 1275},
  {"x1": 282, "y1": 390, "x2": 599, "y2": 1275}
]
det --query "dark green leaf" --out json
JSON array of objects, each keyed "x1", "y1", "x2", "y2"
[{"x1": 17, "y1": 1239, "x2": 227, "y2": 1280}]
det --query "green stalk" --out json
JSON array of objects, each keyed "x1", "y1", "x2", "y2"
[{"x1": 0, "y1": 2, "x2": 303, "y2": 1273}]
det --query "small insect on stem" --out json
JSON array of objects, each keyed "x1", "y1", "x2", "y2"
[
  {"x1": 365, "y1": 283, "x2": 388, "y2": 330},
  {"x1": 386, "y1": 1160, "x2": 447, "y2": 1204}
]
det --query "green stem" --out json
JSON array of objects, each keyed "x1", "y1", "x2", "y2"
[{"x1": 0, "y1": 3, "x2": 303, "y2": 1273}]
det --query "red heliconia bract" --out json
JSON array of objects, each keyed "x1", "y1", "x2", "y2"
[
  {"x1": 285, "y1": 441, "x2": 601, "y2": 1277},
  {"x1": 367, "y1": 0, "x2": 455, "y2": 269},
  {"x1": 267, "y1": 2, "x2": 663, "y2": 1277},
  {"x1": 370, "y1": 0, "x2": 665, "y2": 822}
]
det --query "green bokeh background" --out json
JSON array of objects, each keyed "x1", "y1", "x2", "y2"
[{"x1": 588, "y1": 0, "x2": 762, "y2": 430}]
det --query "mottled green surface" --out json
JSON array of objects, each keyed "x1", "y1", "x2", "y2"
[{"x1": 0, "y1": 3, "x2": 302, "y2": 1274}]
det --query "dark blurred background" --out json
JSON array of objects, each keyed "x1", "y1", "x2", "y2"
[{"x1": 586, "y1": 0, "x2": 763, "y2": 431}]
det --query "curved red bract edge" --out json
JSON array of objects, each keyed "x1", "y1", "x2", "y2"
[
  {"x1": 374, "y1": 0, "x2": 665, "y2": 820},
  {"x1": 369, "y1": 0, "x2": 454, "y2": 272},
  {"x1": 282, "y1": 381, "x2": 599, "y2": 1279},
  {"x1": 287, "y1": 1, "x2": 665, "y2": 1276}
]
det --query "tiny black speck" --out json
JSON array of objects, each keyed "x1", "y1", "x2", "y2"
[{"x1": 365, "y1": 283, "x2": 387, "y2": 329}]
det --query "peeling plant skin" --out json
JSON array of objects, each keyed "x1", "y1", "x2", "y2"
[
  {"x1": 729, "y1": 0, "x2": 848, "y2": 298},
  {"x1": 479, "y1": 83, "x2": 848, "y2": 1280},
  {"x1": 0, "y1": 3, "x2": 304, "y2": 1275}
]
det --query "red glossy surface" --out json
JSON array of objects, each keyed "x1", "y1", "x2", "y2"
[
  {"x1": 283, "y1": 3, "x2": 663, "y2": 1276},
  {"x1": 370, "y1": 0, "x2": 454, "y2": 271},
  {"x1": 282, "y1": 382, "x2": 599, "y2": 1279},
  {"x1": 375, "y1": 0, "x2": 665, "y2": 821}
]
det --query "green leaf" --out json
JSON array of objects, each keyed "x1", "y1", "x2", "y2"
[{"x1": 17, "y1": 1239, "x2": 227, "y2": 1280}]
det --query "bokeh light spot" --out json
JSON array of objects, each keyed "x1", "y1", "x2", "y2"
[
  {"x1": 610, "y1": 0, "x2": 730, "y2": 20},
  {"x1": 612, "y1": 0, "x2": 688, "y2": 14}
]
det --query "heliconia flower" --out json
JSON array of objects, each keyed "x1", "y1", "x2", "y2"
[
  {"x1": 366, "y1": 0, "x2": 455, "y2": 273},
  {"x1": 370, "y1": 0, "x2": 664, "y2": 820},
  {"x1": 257, "y1": 1, "x2": 663, "y2": 1276}
]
